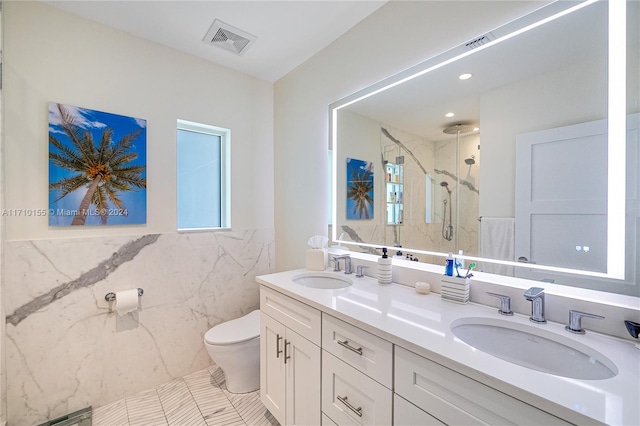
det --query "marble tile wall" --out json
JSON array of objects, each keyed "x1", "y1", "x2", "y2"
[
  {"x1": 3, "y1": 229, "x2": 274, "y2": 426},
  {"x1": 381, "y1": 127, "x2": 436, "y2": 254}
]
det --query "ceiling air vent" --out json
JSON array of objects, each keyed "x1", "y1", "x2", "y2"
[
  {"x1": 465, "y1": 32, "x2": 496, "y2": 50},
  {"x1": 202, "y1": 19, "x2": 256, "y2": 56}
]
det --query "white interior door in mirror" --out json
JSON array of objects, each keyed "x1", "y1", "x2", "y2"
[
  {"x1": 516, "y1": 118, "x2": 607, "y2": 274},
  {"x1": 516, "y1": 114, "x2": 639, "y2": 292}
]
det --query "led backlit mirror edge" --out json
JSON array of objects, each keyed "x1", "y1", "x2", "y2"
[{"x1": 329, "y1": 0, "x2": 626, "y2": 281}]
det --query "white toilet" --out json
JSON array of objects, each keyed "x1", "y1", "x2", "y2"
[{"x1": 204, "y1": 309, "x2": 260, "y2": 394}]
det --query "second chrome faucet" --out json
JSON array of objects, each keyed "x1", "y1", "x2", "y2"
[
  {"x1": 524, "y1": 287, "x2": 546, "y2": 323},
  {"x1": 332, "y1": 254, "x2": 352, "y2": 274}
]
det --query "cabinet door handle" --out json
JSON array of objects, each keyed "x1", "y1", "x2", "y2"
[
  {"x1": 284, "y1": 340, "x2": 291, "y2": 364},
  {"x1": 337, "y1": 340, "x2": 363, "y2": 356},
  {"x1": 276, "y1": 334, "x2": 283, "y2": 358},
  {"x1": 337, "y1": 395, "x2": 362, "y2": 417}
]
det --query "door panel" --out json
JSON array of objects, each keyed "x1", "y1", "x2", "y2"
[
  {"x1": 515, "y1": 114, "x2": 639, "y2": 292},
  {"x1": 286, "y1": 329, "x2": 321, "y2": 426},
  {"x1": 260, "y1": 312, "x2": 286, "y2": 425},
  {"x1": 515, "y1": 118, "x2": 607, "y2": 275}
]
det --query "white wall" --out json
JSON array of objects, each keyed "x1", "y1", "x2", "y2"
[
  {"x1": 273, "y1": 0, "x2": 546, "y2": 271},
  {"x1": 2, "y1": 2, "x2": 275, "y2": 424},
  {"x1": 479, "y1": 58, "x2": 606, "y2": 218},
  {"x1": 4, "y1": 1, "x2": 273, "y2": 241}
]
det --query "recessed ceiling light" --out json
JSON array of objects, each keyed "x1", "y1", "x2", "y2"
[
  {"x1": 459, "y1": 73, "x2": 473, "y2": 80},
  {"x1": 473, "y1": 127, "x2": 480, "y2": 131},
  {"x1": 445, "y1": 112, "x2": 455, "y2": 118}
]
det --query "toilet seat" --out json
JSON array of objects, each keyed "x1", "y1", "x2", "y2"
[{"x1": 204, "y1": 310, "x2": 260, "y2": 345}]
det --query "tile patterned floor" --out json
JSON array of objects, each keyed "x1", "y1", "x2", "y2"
[{"x1": 92, "y1": 366, "x2": 279, "y2": 426}]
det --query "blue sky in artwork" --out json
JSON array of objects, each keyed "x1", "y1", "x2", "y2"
[
  {"x1": 346, "y1": 157, "x2": 374, "y2": 220},
  {"x1": 48, "y1": 103, "x2": 147, "y2": 226}
]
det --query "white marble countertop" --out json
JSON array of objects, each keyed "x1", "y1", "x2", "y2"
[{"x1": 257, "y1": 269, "x2": 640, "y2": 426}]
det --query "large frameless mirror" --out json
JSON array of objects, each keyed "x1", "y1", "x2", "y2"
[{"x1": 331, "y1": 0, "x2": 639, "y2": 296}]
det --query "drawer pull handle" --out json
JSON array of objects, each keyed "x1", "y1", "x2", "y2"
[
  {"x1": 337, "y1": 340, "x2": 363, "y2": 355},
  {"x1": 284, "y1": 340, "x2": 291, "y2": 364},
  {"x1": 276, "y1": 334, "x2": 283, "y2": 358},
  {"x1": 337, "y1": 395, "x2": 362, "y2": 417}
]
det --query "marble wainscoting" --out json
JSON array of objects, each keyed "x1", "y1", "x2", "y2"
[{"x1": 4, "y1": 229, "x2": 274, "y2": 426}]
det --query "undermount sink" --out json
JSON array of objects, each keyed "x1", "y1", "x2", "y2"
[
  {"x1": 292, "y1": 272, "x2": 353, "y2": 289},
  {"x1": 451, "y1": 317, "x2": 618, "y2": 380}
]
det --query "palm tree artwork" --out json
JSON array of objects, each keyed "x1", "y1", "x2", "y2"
[
  {"x1": 48, "y1": 103, "x2": 147, "y2": 226},
  {"x1": 346, "y1": 158, "x2": 374, "y2": 220}
]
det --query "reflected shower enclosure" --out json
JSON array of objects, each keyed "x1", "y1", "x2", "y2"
[
  {"x1": 334, "y1": 107, "x2": 480, "y2": 262},
  {"x1": 376, "y1": 124, "x2": 480, "y2": 260}
]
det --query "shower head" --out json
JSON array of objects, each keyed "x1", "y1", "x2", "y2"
[
  {"x1": 465, "y1": 155, "x2": 476, "y2": 165},
  {"x1": 443, "y1": 124, "x2": 475, "y2": 135},
  {"x1": 440, "y1": 181, "x2": 452, "y2": 194}
]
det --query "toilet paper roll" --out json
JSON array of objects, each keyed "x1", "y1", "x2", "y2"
[{"x1": 115, "y1": 289, "x2": 139, "y2": 315}]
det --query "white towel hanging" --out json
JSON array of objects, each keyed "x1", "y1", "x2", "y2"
[{"x1": 480, "y1": 217, "x2": 515, "y2": 276}]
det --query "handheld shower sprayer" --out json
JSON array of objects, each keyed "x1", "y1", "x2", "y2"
[{"x1": 440, "y1": 181, "x2": 453, "y2": 241}]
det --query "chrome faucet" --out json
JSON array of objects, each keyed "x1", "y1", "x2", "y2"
[
  {"x1": 524, "y1": 287, "x2": 546, "y2": 323},
  {"x1": 332, "y1": 254, "x2": 352, "y2": 274}
]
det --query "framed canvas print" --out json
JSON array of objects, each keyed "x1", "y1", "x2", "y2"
[
  {"x1": 346, "y1": 157, "x2": 374, "y2": 220},
  {"x1": 48, "y1": 102, "x2": 147, "y2": 226}
]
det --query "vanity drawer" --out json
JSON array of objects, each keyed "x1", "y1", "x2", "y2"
[
  {"x1": 322, "y1": 351, "x2": 392, "y2": 426},
  {"x1": 260, "y1": 286, "x2": 321, "y2": 345},
  {"x1": 322, "y1": 313, "x2": 393, "y2": 388},
  {"x1": 394, "y1": 394, "x2": 445, "y2": 426},
  {"x1": 322, "y1": 413, "x2": 338, "y2": 426},
  {"x1": 395, "y1": 346, "x2": 571, "y2": 425}
]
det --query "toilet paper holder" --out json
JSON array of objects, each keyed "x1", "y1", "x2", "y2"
[{"x1": 105, "y1": 288, "x2": 144, "y2": 302}]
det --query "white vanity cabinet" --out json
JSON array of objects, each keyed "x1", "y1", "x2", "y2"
[
  {"x1": 322, "y1": 413, "x2": 339, "y2": 426},
  {"x1": 260, "y1": 286, "x2": 321, "y2": 426},
  {"x1": 321, "y1": 313, "x2": 393, "y2": 426},
  {"x1": 257, "y1": 270, "x2": 636, "y2": 426},
  {"x1": 395, "y1": 346, "x2": 572, "y2": 425},
  {"x1": 393, "y1": 394, "x2": 445, "y2": 426}
]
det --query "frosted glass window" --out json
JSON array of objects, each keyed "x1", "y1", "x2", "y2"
[{"x1": 177, "y1": 120, "x2": 230, "y2": 230}]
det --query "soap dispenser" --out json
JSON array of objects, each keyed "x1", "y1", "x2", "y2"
[{"x1": 378, "y1": 248, "x2": 392, "y2": 285}]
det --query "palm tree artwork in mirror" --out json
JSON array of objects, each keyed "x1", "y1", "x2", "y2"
[
  {"x1": 346, "y1": 158, "x2": 374, "y2": 220},
  {"x1": 48, "y1": 103, "x2": 147, "y2": 226}
]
